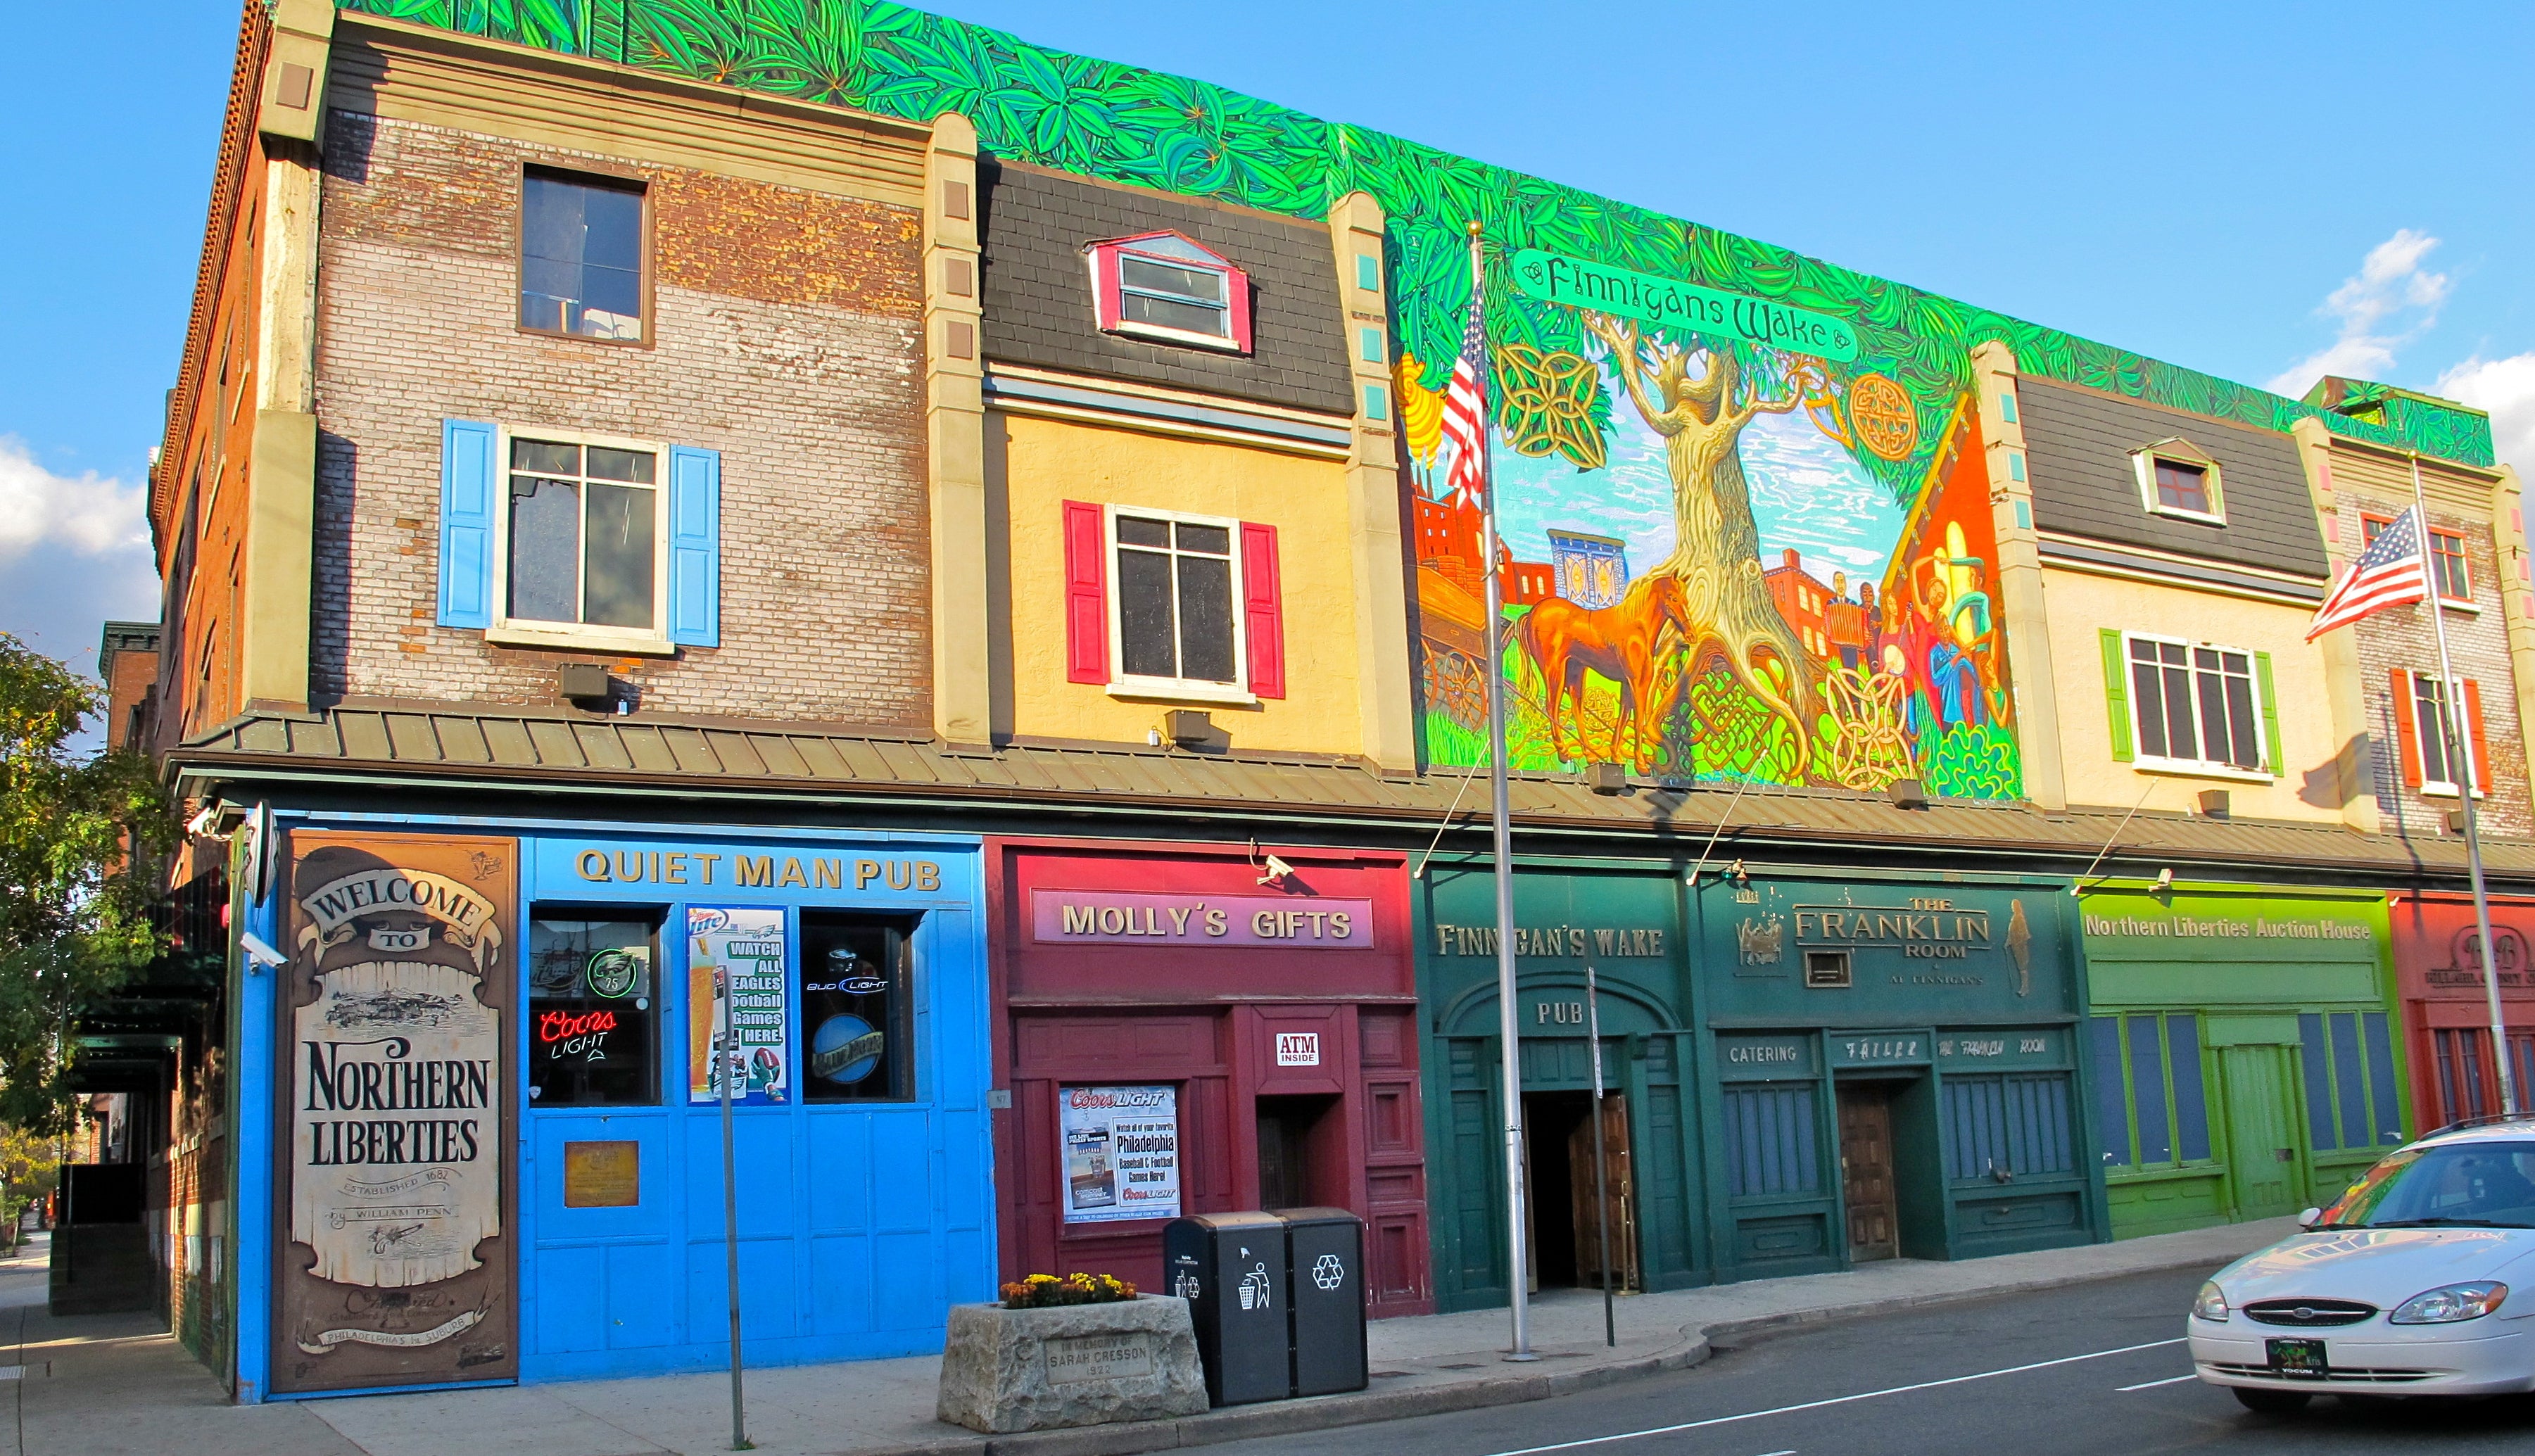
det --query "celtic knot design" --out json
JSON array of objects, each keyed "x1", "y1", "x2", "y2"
[
  {"x1": 1824, "y1": 664, "x2": 1914, "y2": 790},
  {"x1": 1496, "y1": 344, "x2": 1606, "y2": 469}
]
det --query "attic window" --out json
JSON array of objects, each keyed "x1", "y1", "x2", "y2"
[
  {"x1": 2131, "y1": 438, "x2": 2225, "y2": 526},
  {"x1": 1085, "y1": 232, "x2": 1253, "y2": 353}
]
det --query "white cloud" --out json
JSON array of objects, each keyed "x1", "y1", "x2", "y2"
[
  {"x1": 2266, "y1": 229, "x2": 2451, "y2": 396},
  {"x1": 0, "y1": 436, "x2": 160, "y2": 675},
  {"x1": 0, "y1": 436, "x2": 150, "y2": 560},
  {"x1": 2439, "y1": 351, "x2": 2535, "y2": 481}
]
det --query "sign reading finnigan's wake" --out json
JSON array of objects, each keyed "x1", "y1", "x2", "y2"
[{"x1": 1510, "y1": 250, "x2": 1861, "y2": 362}]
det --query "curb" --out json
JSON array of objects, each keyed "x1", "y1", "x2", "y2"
[{"x1": 853, "y1": 1246, "x2": 2242, "y2": 1456}]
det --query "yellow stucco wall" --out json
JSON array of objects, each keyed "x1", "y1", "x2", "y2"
[
  {"x1": 2040, "y1": 564, "x2": 2348, "y2": 821},
  {"x1": 997, "y1": 411, "x2": 1365, "y2": 754}
]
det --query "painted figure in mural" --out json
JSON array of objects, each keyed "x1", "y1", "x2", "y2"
[
  {"x1": 1513, "y1": 573, "x2": 1689, "y2": 764},
  {"x1": 1576, "y1": 316, "x2": 1826, "y2": 768}
]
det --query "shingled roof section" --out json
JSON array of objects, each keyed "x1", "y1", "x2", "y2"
[
  {"x1": 2020, "y1": 376, "x2": 2332, "y2": 581},
  {"x1": 976, "y1": 159, "x2": 1353, "y2": 417},
  {"x1": 172, "y1": 707, "x2": 2535, "y2": 887}
]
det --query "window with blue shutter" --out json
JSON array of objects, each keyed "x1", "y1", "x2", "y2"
[
  {"x1": 666, "y1": 445, "x2": 721, "y2": 647},
  {"x1": 438, "y1": 419, "x2": 498, "y2": 628}
]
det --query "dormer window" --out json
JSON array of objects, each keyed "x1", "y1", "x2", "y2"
[
  {"x1": 1084, "y1": 232, "x2": 1253, "y2": 353},
  {"x1": 2131, "y1": 438, "x2": 2225, "y2": 525}
]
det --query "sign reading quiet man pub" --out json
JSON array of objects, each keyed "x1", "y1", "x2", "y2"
[{"x1": 274, "y1": 833, "x2": 517, "y2": 1394}]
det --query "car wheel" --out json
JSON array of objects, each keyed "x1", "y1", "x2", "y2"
[{"x1": 2231, "y1": 1387, "x2": 2311, "y2": 1415}]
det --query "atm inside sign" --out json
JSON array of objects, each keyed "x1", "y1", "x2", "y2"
[{"x1": 1275, "y1": 1033, "x2": 1321, "y2": 1067}]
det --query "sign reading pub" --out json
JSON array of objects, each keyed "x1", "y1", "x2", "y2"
[{"x1": 275, "y1": 833, "x2": 517, "y2": 1394}]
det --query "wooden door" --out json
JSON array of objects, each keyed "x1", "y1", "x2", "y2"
[
  {"x1": 1567, "y1": 1092, "x2": 1640, "y2": 1291},
  {"x1": 2223, "y1": 1045, "x2": 2301, "y2": 1219},
  {"x1": 1838, "y1": 1084, "x2": 1898, "y2": 1262}
]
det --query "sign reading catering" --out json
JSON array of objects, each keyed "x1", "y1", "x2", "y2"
[
  {"x1": 1030, "y1": 890, "x2": 1374, "y2": 949},
  {"x1": 277, "y1": 833, "x2": 517, "y2": 1395}
]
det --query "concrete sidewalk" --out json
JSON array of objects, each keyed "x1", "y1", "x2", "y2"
[{"x1": 19, "y1": 1220, "x2": 2292, "y2": 1456}]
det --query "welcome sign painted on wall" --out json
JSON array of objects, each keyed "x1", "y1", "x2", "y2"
[{"x1": 275, "y1": 833, "x2": 517, "y2": 1395}]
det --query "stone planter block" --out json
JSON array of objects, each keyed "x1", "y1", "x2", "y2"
[{"x1": 935, "y1": 1296, "x2": 1210, "y2": 1434}]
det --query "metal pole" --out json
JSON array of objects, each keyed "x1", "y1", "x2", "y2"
[
  {"x1": 1470, "y1": 221, "x2": 1535, "y2": 1362},
  {"x1": 1586, "y1": 964, "x2": 1614, "y2": 1348},
  {"x1": 716, "y1": 955, "x2": 752, "y2": 1449},
  {"x1": 2410, "y1": 454, "x2": 2517, "y2": 1115}
]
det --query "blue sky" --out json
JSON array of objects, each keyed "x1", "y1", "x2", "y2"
[{"x1": 4, "y1": 0, "x2": 2530, "y2": 698}]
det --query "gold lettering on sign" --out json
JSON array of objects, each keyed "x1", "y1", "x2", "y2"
[
  {"x1": 576, "y1": 849, "x2": 943, "y2": 892},
  {"x1": 1431, "y1": 923, "x2": 1664, "y2": 957}
]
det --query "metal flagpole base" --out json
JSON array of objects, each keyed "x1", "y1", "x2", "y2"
[{"x1": 1501, "y1": 1350, "x2": 1542, "y2": 1362}]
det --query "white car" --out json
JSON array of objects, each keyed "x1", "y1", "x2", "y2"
[{"x1": 2189, "y1": 1116, "x2": 2535, "y2": 1412}]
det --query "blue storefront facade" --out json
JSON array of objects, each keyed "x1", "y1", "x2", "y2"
[{"x1": 230, "y1": 815, "x2": 994, "y2": 1399}]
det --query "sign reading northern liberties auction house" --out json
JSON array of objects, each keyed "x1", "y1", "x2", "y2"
[{"x1": 277, "y1": 833, "x2": 517, "y2": 1395}]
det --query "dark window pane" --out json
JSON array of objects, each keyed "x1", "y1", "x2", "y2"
[
  {"x1": 2194, "y1": 661, "x2": 2231, "y2": 766},
  {"x1": 2155, "y1": 461, "x2": 2210, "y2": 513},
  {"x1": 799, "y1": 913, "x2": 916, "y2": 1103},
  {"x1": 1116, "y1": 547, "x2": 1177, "y2": 677},
  {"x1": 1176, "y1": 553, "x2": 1235, "y2": 682},
  {"x1": 512, "y1": 438, "x2": 579, "y2": 474},
  {"x1": 2161, "y1": 661, "x2": 2198, "y2": 760},
  {"x1": 2127, "y1": 1013, "x2": 2171, "y2": 1164},
  {"x1": 1119, "y1": 289, "x2": 1230, "y2": 337},
  {"x1": 2417, "y1": 678, "x2": 2455, "y2": 785},
  {"x1": 1120, "y1": 256, "x2": 1225, "y2": 303},
  {"x1": 1115, "y1": 515, "x2": 1170, "y2": 547},
  {"x1": 508, "y1": 476, "x2": 580, "y2": 623},
  {"x1": 2168, "y1": 1015, "x2": 2211, "y2": 1161},
  {"x1": 2331, "y1": 1013, "x2": 2368, "y2": 1151},
  {"x1": 521, "y1": 173, "x2": 644, "y2": 340},
  {"x1": 2089, "y1": 1016, "x2": 2130, "y2": 1167},
  {"x1": 585, "y1": 447, "x2": 655, "y2": 483},
  {"x1": 583, "y1": 483, "x2": 655, "y2": 628},
  {"x1": 2223, "y1": 671, "x2": 2260, "y2": 768},
  {"x1": 1174, "y1": 522, "x2": 1229, "y2": 555},
  {"x1": 2363, "y1": 1013, "x2": 2402, "y2": 1147},
  {"x1": 2299, "y1": 1012, "x2": 2337, "y2": 1150},
  {"x1": 2131, "y1": 657, "x2": 2169, "y2": 759},
  {"x1": 526, "y1": 915, "x2": 660, "y2": 1106},
  {"x1": 2363, "y1": 515, "x2": 2387, "y2": 545}
]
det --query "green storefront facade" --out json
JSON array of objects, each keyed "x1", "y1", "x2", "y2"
[
  {"x1": 2081, "y1": 882, "x2": 2410, "y2": 1239},
  {"x1": 1417, "y1": 856, "x2": 2108, "y2": 1312}
]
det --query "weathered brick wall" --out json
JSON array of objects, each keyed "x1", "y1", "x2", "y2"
[
  {"x1": 310, "y1": 109, "x2": 930, "y2": 728},
  {"x1": 2337, "y1": 469, "x2": 2533, "y2": 839}
]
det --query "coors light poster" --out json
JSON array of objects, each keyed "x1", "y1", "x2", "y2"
[{"x1": 274, "y1": 833, "x2": 517, "y2": 1393}]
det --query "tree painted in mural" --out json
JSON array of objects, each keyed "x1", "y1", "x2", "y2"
[{"x1": 336, "y1": 0, "x2": 2488, "y2": 799}]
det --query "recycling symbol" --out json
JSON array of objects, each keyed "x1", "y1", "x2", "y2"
[
  {"x1": 1311, "y1": 1253, "x2": 1345, "y2": 1291},
  {"x1": 1172, "y1": 1270, "x2": 1201, "y2": 1300}
]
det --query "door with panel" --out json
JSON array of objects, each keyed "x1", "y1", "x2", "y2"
[
  {"x1": 2220, "y1": 1044, "x2": 2301, "y2": 1220},
  {"x1": 1838, "y1": 1084, "x2": 1898, "y2": 1262}
]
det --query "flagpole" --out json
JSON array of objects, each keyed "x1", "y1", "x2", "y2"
[
  {"x1": 1469, "y1": 220, "x2": 1536, "y2": 1360},
  {"x1": 2410, "y1": 454, "x2": 2517, "y2": 1115}
]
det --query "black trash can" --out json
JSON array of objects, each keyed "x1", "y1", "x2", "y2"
[
  {"x1": 1163, "y1": 1210, "x2": 1290, "y2": 1406},
  {"x1": 1277, "y1": 1208, "x2": 1367, "y2": 1396}
]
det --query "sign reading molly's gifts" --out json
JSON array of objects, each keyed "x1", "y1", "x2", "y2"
[{"x1": 274, "y1": 833, "x2": 517, "y2": 1395}]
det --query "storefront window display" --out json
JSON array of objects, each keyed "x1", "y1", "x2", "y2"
[
  {"x1": 800, "y1": 912, "x2": 916, "y2": 1102},
  {"x1": 527, "y1": 914, "x2": 662, "y2": 1106}
]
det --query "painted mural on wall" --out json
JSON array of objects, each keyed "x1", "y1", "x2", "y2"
[
  {"x1": 334, "y1": 0, "x2": 2492, "y2": 792},
  {"x1": 276, "y1": 832, "x2": 517, "y2": 1394}
]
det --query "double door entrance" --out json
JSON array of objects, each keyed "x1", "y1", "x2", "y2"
[{"x1": 1522, "y1": 1089, "x2": 1638, "y2": 1292}]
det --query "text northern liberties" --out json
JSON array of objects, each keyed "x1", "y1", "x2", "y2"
[{"x1": 303, "y1": 1040, "x2": 493, "y2": 1165}]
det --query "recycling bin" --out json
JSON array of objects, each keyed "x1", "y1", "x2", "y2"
[
  {"x1": 1277, "y1": 1207, "x2": 1367, "y2": 1396},
  {"x1": 1163, "y1": 1210, "x2": 1290, "y2": 1406}
]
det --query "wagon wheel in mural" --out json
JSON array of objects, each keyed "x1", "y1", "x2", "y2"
[
  {"x1": 1422, "y1": 646, "x2": 1489, "y2": 732},
  {"x1": 1579, "y1": 314, "x2": 1826, "y2": 771}
]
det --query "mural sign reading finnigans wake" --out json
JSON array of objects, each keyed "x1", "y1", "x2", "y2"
[{"x1": 334, "y1": 0, "x2": 2490, "y2": 795}]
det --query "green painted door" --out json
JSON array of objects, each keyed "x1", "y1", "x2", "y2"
[{"x1": 2220, "y1": 1045, "x2": 2301, "y2": 1219}]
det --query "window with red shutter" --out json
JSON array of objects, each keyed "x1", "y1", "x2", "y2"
[
  {"x1": 1241, "y1": 522, "x2": 1284, "y2": 699},
  {"x1": 2393, "y1": 668, "x2": 2423, "y2": 788},
  {"x1": 2465, "y1": 678, "x2": 2493, "y2": 795},
  {"x1": 1062, "y1": 500, "x2": 1108, "y2": 684}
]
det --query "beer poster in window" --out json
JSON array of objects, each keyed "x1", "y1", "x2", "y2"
[
  {"x1": 1058, "y1": 1085, "x2": 1180, "y2": 1224},
  {"x1": 686, "y1": 906, "x2": 790, "y2": 1105},
  {"x1": 274, "y1": 832, "x2": 517, "y2": 1395}
]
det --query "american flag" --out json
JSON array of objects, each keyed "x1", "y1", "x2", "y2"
[
  {"x1": 1437, "y1": 286, "x2": 1489, "y2": 509},
  {"x1": 2306, "y1": 504, "x2": 2429, "y2": 640}
]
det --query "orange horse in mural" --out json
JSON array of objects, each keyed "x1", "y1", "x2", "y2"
[{"x1": 1514, "y1": 574, "x2": 1690, "y2": 766}]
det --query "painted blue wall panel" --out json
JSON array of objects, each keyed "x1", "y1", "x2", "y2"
[
  {"x1": 606, "y1": 1242, "x2": 678, "y2": 1349},
  {"x1": 2299, "y1": 1013, "x2": 2337, "y2": 1148},
  {"x1": 807, "y1": 1113, "x2": 874, "y2": 1233},
  {"x1": 2167, "y1": 1016, "x2": 2211, "y2": 1163},
  {"x1": 809, "y1": 1233, "x2": 875, "y2": 1336},
  {"x1": 2362, "y1": 1013, "x2": 2402, "y2": 1145},
  {"x1": 538, "y1": 1246, "x2": 609, "y2": 1354}
]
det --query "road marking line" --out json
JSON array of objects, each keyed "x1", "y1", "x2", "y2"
[
  {"x1": 1474, "y1": 1338, "x2": 2188, "y2": 1456},
  {"x1": 2117, "y1": 1373, "x2": 2199, "y2": 1391}
]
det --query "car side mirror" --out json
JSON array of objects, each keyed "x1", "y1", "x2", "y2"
[{"x1": 2296, "y1": 1207, "x2": 2323, "y2": 1230}]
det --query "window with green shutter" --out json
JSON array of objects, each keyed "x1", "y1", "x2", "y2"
[{"x1": 2099, "y1": 628, "x2": 2133, "y2": 762}]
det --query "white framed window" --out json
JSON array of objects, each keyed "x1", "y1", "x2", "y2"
[
  {"x1": 1083, "y1": 233, "x2": 1253, "y2": 353},
  {"x1": 2400, "y1": 671, "x2": 2487, "y2": 799},
  {"x1": 490, "y1": 428, "x2": 674, "y2": 654},
  {"x1": 2123, "y1": 632, "x2": 2271, "y2": 778},
  {"x1": 2130, "y1": 438, "x2": 2225, "y2": 526},
  {"x1": 1106, "y1": 506, "x2": 1250, "y2": 702}
]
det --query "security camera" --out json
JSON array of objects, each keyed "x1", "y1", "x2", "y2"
[
  {"x1": 1258, "y1": 854, "x2": 1296, "y2": 886},
  {"x1": 2153, "y1": 868, "x2": 2175, "y2": 892},
  {"x1": 239, "y1": 931, "x2": 289, "y2": 970}
]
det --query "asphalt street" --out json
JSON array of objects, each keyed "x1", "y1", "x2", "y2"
[{"x1": 1215, "y1": 1267, "x2": 2535, "y2": 1455}]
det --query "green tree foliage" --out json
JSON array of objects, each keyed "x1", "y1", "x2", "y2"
[{"x1": 0, "y1": 635, "x2": 172, "y2": 1133}]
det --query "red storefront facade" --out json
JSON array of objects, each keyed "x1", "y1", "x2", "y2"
[
  {"x1": 2389, "y1": 891, "x2": 2535, "y2": 1128},
  {"x1": 987, "y1": 837, "x2": 1432, "y2": 1317}
]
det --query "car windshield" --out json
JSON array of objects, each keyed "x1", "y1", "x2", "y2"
[{"x1": 2318, "y1": 1140, "x2": 2535, "y2": 1229}]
